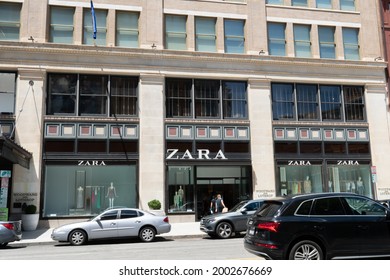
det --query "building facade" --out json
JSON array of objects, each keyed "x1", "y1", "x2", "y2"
[{"x1": 0, "y1": 0, "x2": 389, "y2": 226}]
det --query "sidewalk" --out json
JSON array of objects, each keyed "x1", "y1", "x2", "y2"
[{"x1": 17, "y1": 222, "x2": 206, "y2": 245}]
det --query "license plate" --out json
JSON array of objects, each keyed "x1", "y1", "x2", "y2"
[{"x1": 248, "y1": 228, "x2": 255, "y2": 236}]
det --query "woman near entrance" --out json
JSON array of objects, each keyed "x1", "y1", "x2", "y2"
[{"x1": 211, "y1": 194, "x2": 227, "y2": 213}]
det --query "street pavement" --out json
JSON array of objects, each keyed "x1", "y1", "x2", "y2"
[{"x1": 17, "y1": 222, "x2": 207, "y2": 245}]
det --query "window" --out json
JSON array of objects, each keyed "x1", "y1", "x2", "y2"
[
  {"x1": 0, "y1": 72, "x2": 16, "y2": 114},
  {"x1": 165, "y1": 15, "x2": 187, "y2": 50},
  {"x1": 166, "y1": 78, "x2": 192, "y2": 118},
  {"x1": 297, "y1": 84, "x2": 318, "y2": 120},
  {"x1": 266, "y1": 0, "x2": 283, "y2": 4},
  {"x1": 268, "y1": 23, "x2": 286, "y2": 56},
  {"x1": 47, "y1": 74, "x2": 138, "y2": 116},
  {"x1": 0, "y1": 2, "x2": 21, "y2": 41},
  {"x1": 343, "y1": 28, "x2": 359, "y2": 60},
  {"x1": 195, "y1": 80, "x2": 220, "y2": 118},
  {"x1": 83, "y1": 8, "x2": 107, "y2": 46},
  {"x1": 116, "y1": 11, "x2": 139, "y2": 47},
  {"x1": 294, "y1": 24, "x2": 311, "y2": 58},
  {"x1": 312, "y1": 198, "x2": 345, "y2": 215},
  {"x1": 47, "y1": 74, "x2": 78, "y2": 115},
  {"x1": 292, "y1": 0, "x2": 308, "y2": 6},
  {"x1": 166, "y1": 78, "x2": 247, "y2": 119},
  {"x1": 343, "y1": 86, "x2": 364, "y2": 121},
  {"x1": 100, "y1": 210, "x2": 118, "y2": 220},
  {"x1": 316, "y1": 0, "x2": 332, "y2": 8},
  {"x1": 110, "y1": 76, "x2": 138, "y2": 116},
  {"x1": 195, "y1": 17, "x2": 216, "y2": 52},
  {"x1": 272, "y1": 83, "x2": 294, "y2": 120},
  {"x1": 224, "y1": 19, "x2": 245, "y2": 54},
  {"x1": 320, "y1": 85, "x2": 342, "y2": 120},
  {"x1": 222, "y1": 81, "x2": 247, "y2": 118},
  {"x1": 50, "y1": 6, "x2": 74, "y2": 44},
  {"x1": 120, "y1": 209, "x2": 138, "y2": 219},
  {"x1": 296, "y1": 200, "x2": 313, "y2": 215},
  {"x1": 340, "y1": 0, "x2": 355, "y2": 11},
  {"x1": 318, "y1": 26, "x2": 335, "y2": 59}
]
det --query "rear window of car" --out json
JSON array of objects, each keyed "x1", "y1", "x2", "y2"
[
  {"x1": 256, "y1": 201, "x2": 283, "y2": 217},
  {"x1": 295, "y1": 200, "x2": 313, "y2": 215}
]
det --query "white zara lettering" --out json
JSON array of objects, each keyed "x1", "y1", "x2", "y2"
[
  {"x1": 337, "y1": 160, "x2": 359, "y2": 165},
  {"x1": 166, "y1": 149, "x2": 227, "y2": 160},
  {"x1": 288, "y1": 160, "x2": 311, "y2": 166},
  {"x1": 78, "y1": 160, "x2": 106, "y2": 166}
]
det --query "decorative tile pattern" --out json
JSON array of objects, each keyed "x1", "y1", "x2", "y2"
[
  {"x1": 181, "y1": 126, "x2": 192, "y2": 138},
  {"x1": 358, "y1": 129, "x2": 368, "y2": 140},
  {"x1": 47, "y1": 125, "x2": 59, "y2": 136},
  {"x1": 197, "y1": 127, "x2": 207, "y2": 138},
  {"x1": 237, "y1": 127, "x2": 249, "y2": 139},
  {"x1": 300, "y1": 129, "x2": 309, "y2": 139},
  {"x1": 125, "y1": 126, "x2": 137, "y2": 137},
  {"x1": 80, "y1": 125, "x2": 92, "y2": 136},
  {"x1": 286, "y1": 128, "x2": 297, "y2": 139},
  {"x1": 210, "y1": 127, "x2": 221, "y2": 139},
  {"x1": 335, "y1": 129, "x2": 345, "y2": 140},
  {"x1": 111, "y1": 126, "x2": 123, "y2": 137},
  {"x1": 324, "y1": 129, "x2": 333, "y2": 139},
  {"x1": 94, "y1": 126, "x2": 106, "y2": 137},
  {"x1": 311, "y1": 129, "x2": 321, "y2": 139},
  {"x1": 275, "y1": 128, "x2": 285, "y2": 139},
  {"x1": 225, "y1": 127, "x2": 235, "y2": 138},
  {"x1": 62, "y1": 125, "x2": 75, "y2": 136},
  {"x1": 168, "y1": 127, "x2": 178, "y2": 137}
]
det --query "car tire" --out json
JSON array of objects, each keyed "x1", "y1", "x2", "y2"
[
  {"x1": 69, "y1": 229, "x2": 87, "y2": 246},
  {"x1": 216, "y1": 222, "x2": 233, "y2": 239},
  {"x1": 139, "y1": 226, "x2": 156, "y2": 242},
  {"x1": 288, "y1": 240, "x2": 323, "y2": 260},
  {"x1": 207, "y1": 233, "x2": 217, "y2": 238},
  {"x1": 0, "y1": 242, "x2": 8, "y2": 248}
]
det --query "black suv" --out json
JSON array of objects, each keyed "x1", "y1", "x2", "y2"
[{"x1": 244, "y1": 192, "x2": 390, "y2": 260}]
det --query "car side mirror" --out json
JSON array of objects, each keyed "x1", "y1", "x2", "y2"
[{"x1": 240, "y1": 208, "x2": 248, "y2": 214}]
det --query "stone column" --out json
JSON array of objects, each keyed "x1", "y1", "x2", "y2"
[
  {"x1": 248, "y1": 79, "x2": 276, "y2": 199},
  {"x1": 138, "y1": 74, "x2": 165, "y2": 210},
  {"x1": 11, "y1": 68, "x2": 46, "y2": 216}
]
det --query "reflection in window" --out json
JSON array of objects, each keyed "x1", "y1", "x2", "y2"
[
  {"x1": 223, "y1": 81, "x2": 247, "y2": 118},
  {"x1": 195, "y1": 80, "x2": 220, "y2": 118},
  {"x1": 166, "y1": 78, "x2": 192, "y2": 117},
  {"x1": 79, "y1": 75, "x2": 108, "y2": 115},
  {"x1": 0, "y1": 72, "x2": 16, "y2": 114},
  {"x1": 165, "y1": 15, "x2": 187, "y2": 50},
  {"x1": 344, "y1": 86, "x2": 364, "y2": 121},
  {"x1": 50, "y1": 6, "x2": 74, "y2": 44},
  {"x1": 268, "y1": 22, "x2": 286, "y2": 56},
  {"x1": 294, "y1": 24, "x2": 311, "y2": 58},
  {"x1": 167, "y1": 166, "x2": 194, "y2": 214},
  {"x1": 318, "y1": 26, "x2": 335, "y2": 59},
  {"x1": 47, "y1": 74, "x2": 77, "y2": 115},
  {"x1": 297, "y1": 84, "x2": 318, "y2": 120},
  {"x1": 195, "y1": 17, "x2": 216, "y2": 52},
  {"x1": 320, "y1": 85, "x2": 342, "y2": 120},
  {"x1": 0, "y1": 2, "x2": 21, "y2": 41},
  {"x1": 224, "y1": 19, "x2": 245, "y2": 54},
  {"x1": 83, "y1": 8, "x2": 107, "y2": 46},
  {"x1": 343, "y1": 28, "x2": 359, "y2": 60},
  {"x1": 292, "y1": 0, "x2": 307, "y2": 7},
  {"x1": 316, "y1": 0, "x2": 332, "y2": 9},
  {"x1": 272, "y1": 83, "x2": 294, "y2": 120},
  {"x1": 116, "y1": 11, "x2": 139, "y2": 47}
]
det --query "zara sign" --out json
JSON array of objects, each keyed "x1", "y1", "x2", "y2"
[{"x1": 166, "y1": 149, "x2": 227, "y2": 160}]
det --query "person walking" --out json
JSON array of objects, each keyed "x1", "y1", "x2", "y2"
[{"x1": 213, "y1": 194, "x2": 226, "y2": 213}]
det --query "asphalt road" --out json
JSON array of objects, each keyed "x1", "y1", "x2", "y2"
[{"x1": 0, "y1": 235, "x2": 263, "y2": 260}]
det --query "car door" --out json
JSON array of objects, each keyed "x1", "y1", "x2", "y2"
[
  {"x1": 343, "y1": 196, "x2": 390, "y2": 256},
  {"x1": 88, "y1": 210, "x2": 119, "y2": 239},
  {"x1": 116, "y1": 209, "x2": 142, "y2": 237},
  {"x1": 233, "y1": 201, "x2": 262, "y2": 232},
  {"x1": 310, "y1": 197, "x2": 361, "y2": 258}
]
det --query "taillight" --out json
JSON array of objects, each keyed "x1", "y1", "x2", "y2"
[
  {"x1": 1, "y1": 223, "x2": 14, "y2": 230},
  {"x1": 163, "y1": 217, "x2": 169, "y2": 223},
  {"x1": 257, "y1": 222, "x2": 279, "y2": 232}
]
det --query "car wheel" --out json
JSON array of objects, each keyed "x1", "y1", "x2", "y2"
[
  {"x1": 0, "y1": 242, "x2": 8, "y2": 248},
  {"x1": 139, "y1": 226, "x2": 156, "y2": 242},
  {"x1": 289, "y1": 240, "x2": 323, "y2": 260},
  {"x1": 216, "y1": 222, "x2": 233, "y2": 239},
  {"x1": 69, "y1": 229, "x2": 87, "y2": 246}
]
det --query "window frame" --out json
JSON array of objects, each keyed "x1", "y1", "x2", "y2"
[
  {"x1": 0, "y1": 2, "x2": 21, "y2": 41},
  {"x1": 49, "y1": 6, "x2": 74, "y2": 44},
  {"x1": 195, "y1": 17, "x2": 217, "y2": 52},
  {"x1": 116, "y1": 11, "x2": 139, "y2": 48},
  {"x1": 165, "y1": 14, "x2": 187, "y2": 50},
  {"x1": 224, "y1": 19, "x2": 245, "y2": 54},
  {"x1": 318, "y1": 26, "x2": 336, "y2": 59},
  {"x1": 293, "y1": 24, "x2": 312, "y2": 58},
  {"x1": 343, "y1": 27, "x2": 360, "y2": 60},
  {"x1": 268, "y1": 22, "x2": 286, "y2": 56}
]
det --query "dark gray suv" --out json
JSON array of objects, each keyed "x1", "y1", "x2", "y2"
[
  {"x1": 244, "y1": 192, "x2": 390, "y2": 260},
  {"x1": 200, "y1": 199, "x2": 264, "y2": 238}
]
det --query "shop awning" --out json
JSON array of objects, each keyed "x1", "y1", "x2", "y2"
[{"x1": 0, "y1": 135, "x2": 32, "y2": 169}]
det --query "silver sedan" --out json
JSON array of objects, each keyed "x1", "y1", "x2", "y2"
[
  {"x1": 51, "y1": 208, "x2": 171, "y2": 245},
  {"x1": 0, "y1": 220, "x2": 22, "y2": 247}
]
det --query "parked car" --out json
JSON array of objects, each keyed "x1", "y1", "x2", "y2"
[
  {"x1": 244, "y1": 192, "x2": 390, "y2": 260},
  {"x1": 51, "y1": 207, "x2": 171, "y2": 245},
  {"x1": 0, "y1": 220, "x2": 22, "y2": 247},
  {"x1": 200, "y1": 199, "x2": 264, "y2": 239}
]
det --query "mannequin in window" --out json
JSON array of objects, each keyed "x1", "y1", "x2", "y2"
[
  {"x1": 106, "y1": 182, "x2": 118, "y2": 208},
  {"x1": 292, "y1": 181, "x2": 299, "y2": 194},
  {"x1": 328, "y1": 180, "x2": 333, "y2": 192},
  {"x1": 174, "y1": 191, "x2": 181, "y2": 209},
  {"x1": 304, "y1": 176, "x2": 312, "y2": 193},
  {"x1": 177, "y1": 185, "x2": 184, "y2": 207},
  {"x1": 77, "y1": 186, "x2": 84, "y2": 209},
  {"x1": 356, "y1": 177, "x2": 364, "y2": 195}
]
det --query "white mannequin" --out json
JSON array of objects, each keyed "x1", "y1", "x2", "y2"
[
  {"x1": 356, "y1": 177, "x2": 364, "y2": 194},
  {"x1": 77, "y1": 186, "x2": 84, "y2": 208},
  {"x1": 106, "y1": 182, "x2": 118, "y2": 208},
  {"x1": 304, "y1": 176, "x2": 312, "y2": 193}
]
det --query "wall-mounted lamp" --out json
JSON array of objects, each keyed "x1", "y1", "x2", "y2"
[
  {"x1": 151, "y1": 43, "x2": 156, "y2": 49},
  {"x1": 28, "y1": 36, "x2": 34, "y2": 43},
  {"x1": 375, "y1": 56, "x2": 384, "y2": 61},
  {"x1": 259, "y1": 50, "x2": 265, "y2": 55},
  {"x1": 29, "y1": 80, "x2": 34, "y2": 86}
]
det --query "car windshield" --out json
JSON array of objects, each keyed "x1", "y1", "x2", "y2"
[
  {"x1": 230, "y1": 201, "x2": 248, "y2": 212},
  {"x1": 256, "y1": 201, "x2": 283, "y2": 217}
]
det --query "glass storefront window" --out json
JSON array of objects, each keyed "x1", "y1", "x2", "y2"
[
  {"x1": 167, "y1": 166, "x2": 194, "y2": 214},
  {"x1": 327, "y1": 164, "x2": 372, "y2": 197},
  {"x1": 278, "y1": 165, "x2": 323, "y2": 195},
  {"x1": 44, "y1": 164, "x2": 137, "y2": 217}
]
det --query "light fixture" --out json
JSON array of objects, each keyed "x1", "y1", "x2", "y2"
[
  {"x1": 375, "y1": 56, "x2": 384, "y2": 61},
  {"x1": 28, "y1": 36, "x2": 34, "y2": 43},
  {"x1": 151, "y1": 43, "x2": 156, "y2": 49},
  {"x1": 259, "y1": 50, "x2": 265, "y2": 55}
]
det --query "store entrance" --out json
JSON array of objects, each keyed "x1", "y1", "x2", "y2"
[{"x1": 196, "y1": 184, "x2": 235, "y2": 220}]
